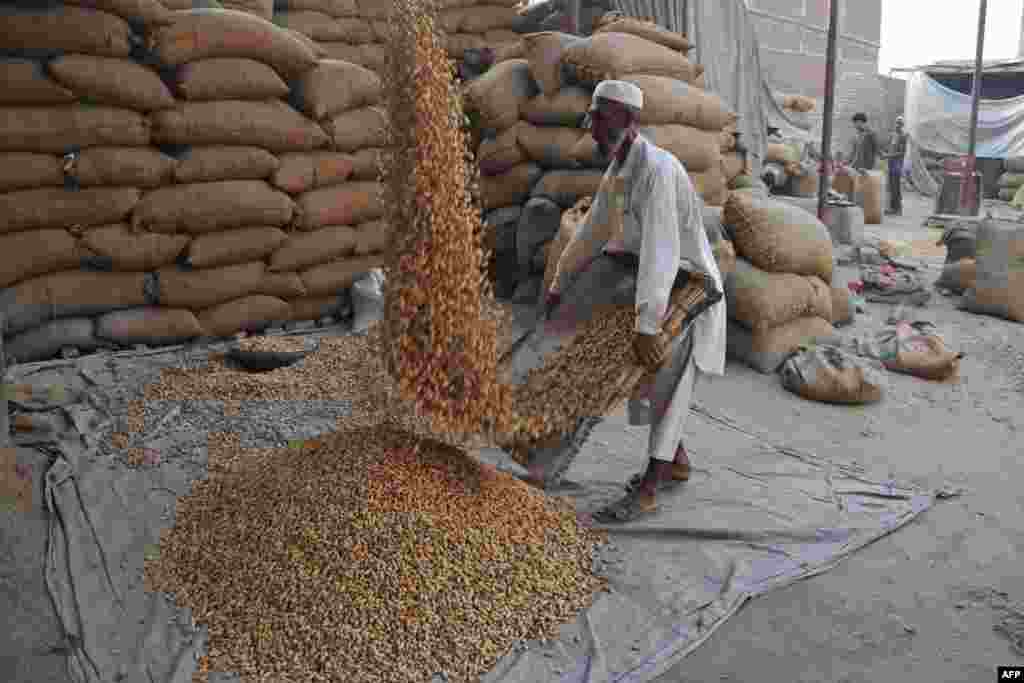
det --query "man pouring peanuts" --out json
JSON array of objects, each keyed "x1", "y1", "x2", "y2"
[{"x1": 502, "y1": 80, "x2": 725, "y2": 523}]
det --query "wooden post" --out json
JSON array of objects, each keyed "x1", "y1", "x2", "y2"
[
  {"x1": 963, "y1": 0, "x2": 987, "y2": 215},
  {"x1": 817, "y1": 0, "x2": 841, "y2": 222}
]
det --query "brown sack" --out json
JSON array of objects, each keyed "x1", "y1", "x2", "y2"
[
  {"x1": 325, "y1": 106, "x2": 389, "y2": 153},
  {"x1": 173, "y1": 146, "x2": 281, "y2": 183},
  {"x1": 348, "y1": 148, "x2": 383, "y2": 181},
  {"x1": 198, "y1": 295, "x2": 292, "y2": 337},
  {"x1": 0, "y1": 229, "x2": 83, "y2": 288},
  {"x1": 81, "y1": 224, "x2": 189, "y2": 271},
  {"x1": 831, "y1": 286, "x2": 853, "y2": 326},
  {"x1": 832, "y1": 171, "x2": 856, "y2": 196},
  {"x1": 275, "y1": 12, "x2": 372, "y2": 42},
  {"x1": 458, "y1": 5, "x2": 520, "y2": 32},
  {"x1": 95, "y1": 307, "x2": 204, "y2": 346},
  {"x1": 860, "y1": 171, "x2": 883, "y2": 225},
  {"x1": 155, "y1": 261, "x2": 266, "y2": 309},
  {"x1": 883, "y1": 332, "x2": 962, "y2": 382},
  {"x1": 517, "y1": 123, "x2": 585, "y2": 169},
  {"x1": 727, "y1": 258, "x2": 832, "y2": 332},
  {"x1": 0, "y1": 59, "x2": 75, "y2": 106},
  {"x1": 278, "y1": 0, "x2": 359, "y2": 15},
  {"x1": 712, "y1": 238, "x2": 736, "y2": 277},
  {"x1": 531, "y1": 170, "x2": 605, "y2": 208},
  {"x1": 68, "y1": 147, "x2": 176, "y2": 188},
  {"x1": 220, "y1": 0, "x2": 274, "y2": 21},
  {"x1": 0, "y1": 153, "x2": 63, "y2": 192},
  {"x1": 478, "y1": 123, "x2": 527, "y2": 176},
  {"x1": 2, "y1": 271, "x2": 149, "y2": 336},
  {"x1": 268, "y1": 225, "x2": 358, "y2": 271},
  {"x1": 563, "y1": 33, "x2": 697, "y2": 85},
  {"x1": 445, "y1": 33, "x2": 485, "y2": 59},
  {"x1": 521, "y1": 86, "x2": 591, "y2": 127},
  {"x1": 480, "y1": 162, "x2": 543, "y2": 210},
  {"x1": 592, "y1": 14, "x2": 691, "y2": 52},
  {"x1": 272, "y1": 152, "x2": 356, "y2": 194},
  {"x1": 782, "y1": 94, "x2": 815, "y2": 113},
  {"x1": 48, "y1": 55, "x2": 176, "y2": 112},
  {"x1": 148, "y1": 9, "x2": 318, "y2": 77},
  {"x1": 294, "y1": 182, "x2": 384, "y2": 230},
  {"x1": 352, "y1": 219, "x2": 393, "y2": 255},
  {"x1": 492, "y1": 38, "x2": 526, "y2": 63},
  {"x1": 521, "y1": 32, "x2": 581, "y2": 97},
  {"x1": 0, "y1": 5, "x2": 131, "y2": 58},
  {"x1": 286, "y1": 294, "x2": 342, "y2": 321},
  {"x1": 176, "y1": 58, "x2": 290, "y2": 101},
  {"x1": 721, "y1": 151, "x2": 745, "y2": 182},
  {"x1": 0, "y1": 106, "x2": 150, "y2": 153},
  {"x1": 0, "y1": 187, "x2": 139, "y2": 234},
  {"x1": 5, "y1": 318, "x2": 103, "y2": 363},
  {"x1": 133, "y1": 181, "x2": 294, "y2": 234},
  {"x1": 637, "y1": 124, "x2": 721, "y2": 173},
  {"x1": 255, "y1": 271, "x2": 307, "y2": 299},
  {"x1": 464, "y1": 59, "x2": 539, "y2": 131},
  {"x1": 542, "y1": 196, "x2": 590, "y2": 294},
  {"x1": 185, "y1": 226, "x2": 288, "y2": 268},
  {"x1": 780, "y1": 345, "x2": 882, "y2": 405},
  {"x1": 283, "y1": 28, "x2": 328, "y2": 57},
  {"x1": 691, "y1": 169, "x2": 727, "y2": 207},
  {"x1": 63, "y1": 0, "x2": 171, "y2": 27},
  {"x1": 294, "y1": 60, "x2": 382, "y2": 120},
  {"x1": 766, "y1": 142, "x2": 799, "y2": 164},
  {"x1": 318, "y1": 43, "x2": 388, "y2": 73},
  {"x1": 621, "y1": 74, "x2": 735, "y2": 130},
  {"x1": 300, "y1": 254, "x2": 388, "y2": 296},
  {"x1": 152, "y1": 100, "x2": 329, "y2": 153},
  {"x1": 726, "y1": 316, "x2": 838, "y2": 375}
]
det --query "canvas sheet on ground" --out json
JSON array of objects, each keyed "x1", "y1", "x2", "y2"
[{"x1": 1, "y1": 342, "x2": 933, "y2": 683}]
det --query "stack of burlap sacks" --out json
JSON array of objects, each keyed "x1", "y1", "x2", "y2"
[
  {"x1": 0, "y1": 4, "x2": 391, "y2": 363},
  {"x1": 765, "y1": 140, "x2": 819, "y2": 198},
  {"x1": 466, "y1": 16, "x2": 746, "y2": 292},
  {"x1": 272, "y1": 0, "x2": 523, "y2": 74}
]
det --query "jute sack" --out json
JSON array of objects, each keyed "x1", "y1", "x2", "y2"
[
  {"x1": 62, "y1": 0, "x2": 172, "y2": 27},
  {"x1": 285, "y1": 294, "x2": 343, "y2": 321},
  {"x1": 721, "y1": 151, "x2": 745, "y2": 182},
  {"x1": 5, "y1": 318, "x2": 103, "y2": 364},
  {"x1": 67, "y1": 147, "x2": 176, "y2": 188},
  {"x1": 521, "y1": 86, "x2": 590, "y2": 127},
  {"x1": 273, "y1": 0, "x2": 358, "y2": 15},
  {"x1": 726, "y1": 316, "x2": 839, "y2": 375},
  {"x1": 780, "y1": 345, "x2": 883, "y2": 405},
  {"x1": 353, "y1": 220, "x2": 394, "y2": 255},
  {"x1": 324, "y1": 106, "x2": 388, "y2": 152},
  {"x1": 637, "y1": 125, "x2": 721, "y2": 173},
  {"x1": 268, "y1": 225, "x2": 358, "y2": 271},
  {"x1": 95, "y1": 307, "x2": 204, "y2": 345},
  {"x1": 997, "y1": 172, "x2": 1024, "y2": 188},
  {"x1": 255, "y1": 270, "x2": 307, "y2": 299},
  {"x1": 284, "y1": 27, "x2": 328, "y2": 57},
  {"x1": 185, "y1": 226, "x2": 288, "y2": 268},
  {"x1": 0, "y1": 187, "x2": 140, "y2": 234},
  {"x1": 152, "y1": 100, "x2": 329, "y2": 152},
  {"x1": 723, "y1": 191, "x2": 834, "y2": 283},
  {"x1": 274, "y1": 11, "x2": 370, "y2": 41},
  {"x1": 443, "y1": 5, "x2": 519, "y2": 33},
  {"x1": 478, "y1": 122, "x2": 527, "y2": 176},
  {"x1": 492, "y1": 38, "x2": 526, "y2": 64},
  {"x1": 831, "y1": 286, "x2": 854, "y2": 326},
  {"x1": 567, "y1": 135, "x2": 611, "y2": 169},
  {"x1": 198, "y1": 295, "x2": 292, "y2": 337},
  {"x1": 300, "y1": 254, "x2": 388, "y2": 296},
  {"x1": 155, "y1": 261, "x2": 266, "y2": 309},
  {"x1": 0, "y1": 5, "x2": 131, "y2": 58},
  {"x1": 294, "y1": 182, "x2": 384, "y2": 230},
  {"x1": 480, "y1": 162, "x2": 543, "y2": 210},
  {"x1": 963, "y1": 218, "x2": 1024, "y2": 322},
  {"x1": 175, "y1": 58, "x2": 290, "y2": 101},
  {"x1": 293, "y1": 59, "x2": 381, "y2": 120},
  {"x1": 592, "y1": 14, "x2": 691, "y2": 53},
  {"x1": 517, "y1": 123, "x2": 585, "y2": 169},
  {"x1": 860, "y1": 170, "x2": 883, "y2": 225},
  {"x1": 173, "y1": 146, "x2": 280, "y2": 183},
  {"x1": 0, "y1": 59, "x2": 76, "y2": 106},
  {"x1": 691, "y1": 168, "x2": 727, "y2": 207},
  {"x1": 531, "y1": 169, "x2": 604, "y2": 209},
  {"x1": 464, "y1": 59, "x2": 539, "y2": 131},
  {"x1": 782, "y1": 94, "x2": 815, "y2": 113},
  {"x1": 884, "y1": 324, "x2": 962, "y2": 382},
  {"x1": 713, "y1": 238, "x2": 736, "y2": 277},
  {"x1": 832, "y1": 170, "x2": 856, "y2": 196},
  {"x1": 936, "y1": 258, "x2": 977, "y2": 294},
  {"x1": 0, "y1": 106, "x2": 150, "y2": 153},
  {"x1": 562, "y1": 33, "x2": 697, "y2": 86},
  {"x1": 794, "y1": 171, "x2": 819, "y2": 197},
  {"x1": 726, "y1": 258, "x2": 832, "y2": 332},
  {"x1": 147, "y1": 9, "x2": 318, "y2": 77},
  {"x1": 134, "y1": 181, "x2": 294, "y2": 234},
  {"x1": 766, "y1": 142, "x2": 799, "y2": 164},
  {"x1": 318, "y1": 43, "x2": 387, "y2": 73},
  {"x1": 542, "y1": 195, "x2": 590, "y2": 294},
  {"x1": 220, "y1": 0, "x2": 274, "y2": 21},
  {"x1": 0, "y1": 153, "x2": 64, "y2": 192},
  {"x1": 272, "y1": 152, "x2": 356, "y2": 193},
  {"x1": 81, "y1": 224, "x2": 189, "y2": 271},
  {"x1": 444, "y1": 33, "x2": 486, "y2": 59},
  {"x1": 0, "y1": 229, "x2": 84, "y2": 288},
  {"x1": 521, "y1": 32, "x2": 582, "y2": 97},
  {"x1": 620, "y1": 74, "x2": 735, "y2": 130},
  {"x1": 48, "y1": 55, "x2": 176, "y2": 112},
  {"x1": 347, "y1": 148, "x2": 383, "y2": 181}
]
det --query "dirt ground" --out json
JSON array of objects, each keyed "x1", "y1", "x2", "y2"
[{"x1": 649, "y1": 191, "x2": 1024, "y2": 682}]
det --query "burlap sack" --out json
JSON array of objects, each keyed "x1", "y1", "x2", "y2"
[
  {"x1": 766, "y1": 142, "x2": 799, "y2": 164},
  {"x1": 325, "y1": 105, "x2": 388, "y2": 153},
  {"x1": 726, "y1": 316, "x2": 838, "y2": 374},
  {"x1": 268, "y1": 225, "x2": 358, "y2": 271},
  {"x1": 319, "y1": 43, "x2": 387, "y2": 73},
  {"x1": 860, "y1": 170, "x2": 883, "y2": 225},
  {"x1": 174, "y1": 146, "x2": 281, "y2": 183},
  {"x1": 0, "y1": 187, "x2": 140, "y2": 234},
  {"x1": 621, "y1": 74, "x2": 736, "y2": 130},
  {"x1": 691, "y1": 168, "x2": 727, "y2": 207},
  {"x1": 782, "y1": 94, "x2": 815, "y2": 113},
  {"x1": 294, "y1": 181, "x2": 384, "y2": 230},
  {"x1": 5, "y1": 318, "x2": 103, "y2": 364},
  {"x1": 68, "y1": 147, "x2": 176, "y2": 188},
  {"x1": 133, "y1": 181, "x2": 295, "y2": 234},
  {"x1": 220, "y1": 0, "x2": 274, "y2": 21},
  {"x1": 517, "y1": 123, "x2": 585, "y2": 169},
  {"x1": 637, "y1": 124, "x2": 721, "y2": 173},
  {"x1": 478, "y1": 123, "x2": 527, "y2": 176},
  {"x1": 464, "y1": 59, "x2": 538, "y2": 131},
  {"x1": 780, "y1": 345, "x2": 882, "y2": 405},
  {"x1": 0, "y1": 229, "x2": 84, "y2": 288},
  {"x1": 155, "y1": 261, "x2": 266, "y2": 309},
  {"x1": 81, "y1": 224, "x2": 189, "y2": 271},
  {"x1": 275, "y1": 0, "x2": 358, "y2": 15},
  {"x1": 831, "y1": 286, "x2": 854, "y2": 326},
  {"x1": 963, "y1": 218, "x2": 1024, "y2": 322},
  {"x1": 592, "y1": 15, "x2": 691, "y2": 53},
  {"x1": 0, "y1": 5, "x2": 131, "y2": 58},
  {"x1": 721, "y1": 151, "x2": 745, "y2": 183},
  {"x1": 531, "y1": 169, "x2": 604, "y2": 208},
  {"x1": 480, "y1": 162, "x2": 543, "y2": 210},
  {"x1": 723, "y1": 191, "x2": 834, "y2": 283},
  {"x1": 493, "y1": 38, "x2": 526, "y2": 63},
  {"x1": 442, "y1": 5, "x2": 518, "y2": 33},
  {"x1": 347, "y1": 148, "x2": 383, "y2": 181},
  {"x1": 293, "y1": 59, "x2": 381, "y2": 120},
  {"x1": 563, "y1": 33, "x2": 697, "y2": 85},
  {"x1": 542, "y1": 195, "x2": 590, "y2": 294},
  {"x1": 272, "y1": 152, "x2": 356, "y2": 193},
  {"x1": 521, "y1": 32, "x2": 580, "y2": 97},
  {"x1": 275, "y1": 11, "x2": 371, "y2": 41},
  {"x1": 726, "y1": 258, "x2": 832, "y2": 332},
  {"x1": 713, "y1": 238, "x2": 736, "y2": 277},
  {"x1": 48, "y1": 55, "x2": 175, "y2": 112},
  {"x1": 300, "y1": 254, "x2": 388, "y2": 296},
  {"x1": 566, "y1": 135, "x2": 610, "y2": 169},
  {"x1": 352, "y1": 219, "x2": 393, "y2": 255},
  {"x1": 255, "y1": 271, "x2": 307, "y2": 299},
  {"x1": 521, "y1": 86, "x2": 590, "y2": 127},
  {"x1": 0, "y1": 59, "x2": 76, "y2": 106},
  {"x1": 884, "y1": 330, "x2": 962, "y2": 382},
  {"x1": 0, "y1": 106, "x2": 150, "y2": 153},
  {"x1": 148, "y1": 9, "x2": 318, "y2": 77},
  {"x1": 285, "y1": 294, "x2": 343, "y2": 321},
  {"x1": 832, "y1": 171, "x2": 856, "y2": 196},
  {"x1": 198, "y1": 295, "x2": 292, "y2": 337},
  {"x1": 185, "y1": 226, "x2": 288, "y2": 268},
  {"x1": 176, "y1": 58, "x2": 290, "y2": 101},
  {"x1": 284, "y1": 28, "x2": 328, "y2": 57},
  {"x1": 152, "y1": 100, "x2": 329, "y2": 152},
  {"x1": 63, "y1": 0, "x2": 172, "y2": 27},
  {"x1": 936, "y1": 258, "x2": 977, "y2": 294},
  {"x1": 794, "y1": 171, "x2": 819, "y2": 197},
  {"x1": 0, "y1": 153, "x2": 64, "y2": 192},
  {"x1": 95, "y1": 307, "x2": 204, "y2": 345}
]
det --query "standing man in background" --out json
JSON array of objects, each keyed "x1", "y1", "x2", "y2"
[
  {"x1": 848, "y1": 112, "x2": 881, "y2": 172},
  {"x1": 882, "y1": 115, "x2": 908, "y2": 216}
]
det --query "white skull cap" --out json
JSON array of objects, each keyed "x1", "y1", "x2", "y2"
[{"x1": 592, "y1": 80, "x2": 644, "y2": 111}]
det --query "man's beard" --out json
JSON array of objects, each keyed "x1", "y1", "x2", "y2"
[{"x1": 597, "y1": 127, "x2": 626, "y2": 159}]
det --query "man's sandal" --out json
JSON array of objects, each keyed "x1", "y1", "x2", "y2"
[
  {"x1": 624, "y1": 462, "x2": 690, "y2": 493},
  {"x1": 593, "y1": 488, "x2": 660, "y2": 524}
]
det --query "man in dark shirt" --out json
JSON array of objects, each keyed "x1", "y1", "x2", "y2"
[
  {"x1": 848, "y1": 112, "x2": 881, "y2": 172},
  {"x1": 882, "y1": 116, "x2": 908, "y2": 216}
]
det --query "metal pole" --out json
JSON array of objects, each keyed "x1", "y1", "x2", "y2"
[
  {"x1": 817, "y1": 0, "x2": 841, "y2": 222},
  {"x1": 963, "y1": 0, "x2": 987, "y2": 214}
]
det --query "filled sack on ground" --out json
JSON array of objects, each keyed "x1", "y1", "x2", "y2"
[
  {"x1": 542, "y1": 195, "x2": 590, "y2": 294},
  {"x1": 152, "y1": 100, "x2": 329, "y2": 152},
  {"x1": 271, "y1": 152, "x2": 356, "y2": 193},
  {"x1": 780, "y1": 344, "x2": 883, "y2": 405},
  {"x1": 530, "y1": 169, "x2": 605, "y2": 208},
  {"x1": 713, "y1": 238, "x2": 736, "y2": 277},
  {"x1": 0, "y1": 229, "x2": 85, "y2": 288},
  {"x1": 860, "y1": 170, "x2": 883, "y2": 225},
  {"x1": 636, "y1": 124, "x2": 721, "y2": 173},
  {"x1": 725, "y1": 258, "x2": 832, "y2": 332},
  {"x1": 620, "y1": 75, "x2": 735, "y2": 130},
  {"x1": 5, "y1": 318, "x2": 103, "y2": 364},
  {"x1": 464, "y1": 58, "x2": 538, "y2": 132},
  {"x1": 517, "y1": 123, "x2": 585, "y2": 169},
  {"x1": 0, "y1": 5, "x2": 132, "y2": 59},
  {"x1": 293, "y1": 182, "x2": 384, "y2": 230},
  {"x1": 726, "y1": 316, "x2": 839, "y2": 375},
  {"x1": 274, "y1": 10, "x2": 372, "y2": 41},
  {"x1": 63, "y1": 0, "x2": 172, "y2": 28},
  {"x1": 285, "y1": 294, "x2": 345, "y2": 322},
  {"x1": 517, "y1": 197, "x2": 562, "y2": 275},
  {"x1": 292, "y1": 59, "x2": 381, "y2": 120},
  {"x1": 95, "y1": 307, "x2": 204, "y2": 346},
  {"x1": 324, "y1": 105, "x2": 388, "y2": 153},
  {"x1": 0, "y1": 153, "x2": 64, "y2": 192},
  {"x1": 0, "y1": 187, "x2": 140, "y2": 234},
  {"x1": 831, "y1": 286, "x2": 854, "y2": 326},
  {"x1": 520, "y1": 86, "x2": 591, "y2": 127},
  {"x1": 347, "y1": 148, "x2": 383, "y2": 181},
  {"x1": 198, "y1": 295, "x2": 292, "y2": 337},
  {"x1": 133, "y1": 181, "x2": 294, "y2": 234},
  {"x1": 175, "y1": 58, "x2": 291, "y2": 101},
  {"x1": 521, "y1": 32, "x2": 582, "y2": 97},
  {"x1": 0, "y1": 105, "x2": 151, "y2": 153},
  {"x1": 591, "y1": 14, "x2": 691, "y2": 53},
  {"x1": 352, "y1": 220, "x2": 393, "y2": 256},
  {"x1": 300, "y1": 254, "x2": 388, "y2": 296},
  {"x1": 81, "y1": 224, "x2": 189, "y2": 271},
  {"x1": 185, "y1": 226, "x2": 288, "y2": 268},
  {"x1": 962, "y1": 217, "x2": 1024, "y2": 322},
  {"x1": 173, "y1": 146, "x2": 280, "y2": 183},
  {"x1": 477, "y1": 122, "x2": 527, "y2": 176},
  {"x1": 155, "y1": 261, "x2": 266, "y2": 309},
  {"x1": 936, "y1": 258, "x2": 977, "y2": 294},
  {"x1": 254, "y1": 270, "x2": 307, "y2": 299},
  {"x1": 66, "y1": 147, "x2": 176, "y2": 188},
  {"x1": 852, "y1": 320, "x2": 962, "y2": 381},
  {"x1": 480, "y1": 162, "x2": 543, "y2": 210},
  {"x1": 0, "y1": 59, "x2": 76, "y2": 106},
  {"x1": 48, "y1": 55, "x2": 176, "y2": 112},
  {"x1": 268, "y1": 225, "x2": 358, "y2": 271},
  {"x1": 562, "y1": 32, "x2": 697, "y2": 85},
  {"x1": 691, "y1": 168, "x2": 726, "y2": 206}
]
